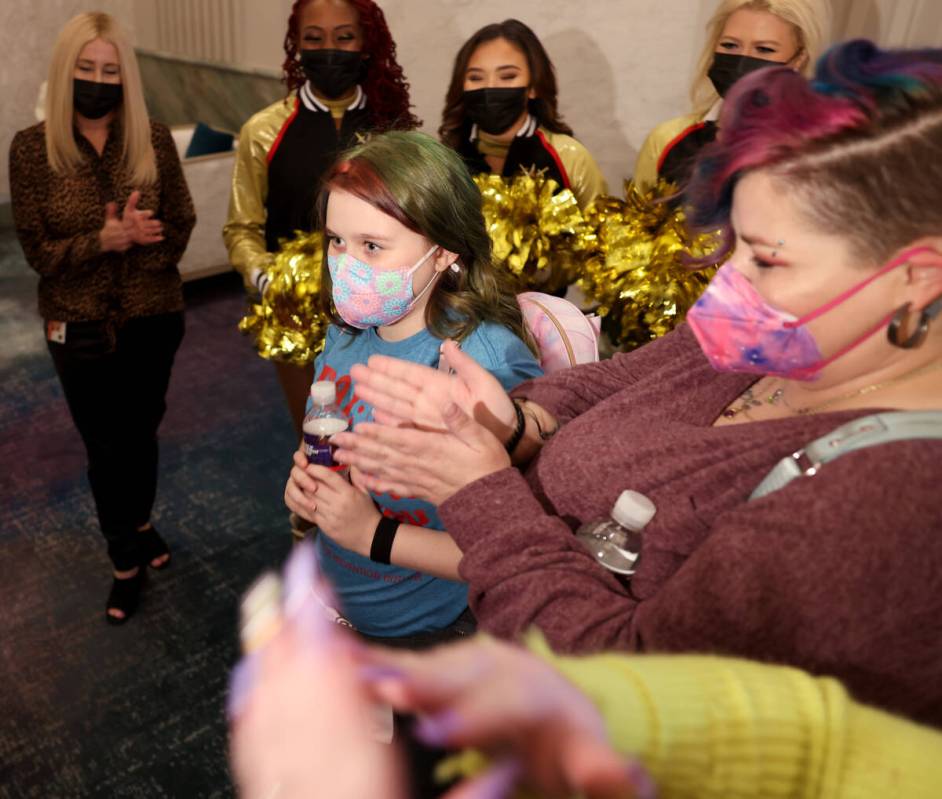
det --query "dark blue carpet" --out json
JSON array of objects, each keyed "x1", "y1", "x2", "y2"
[{"x1": 0, "y1": 232, "x2": 296, "y2": 798}]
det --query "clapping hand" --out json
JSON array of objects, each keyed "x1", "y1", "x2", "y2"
[
  {"x1": 330, "y1": 341, "x2": 517, "y2": 505},
  {"x1": 99, "y1": 201, "x2": 132, "y2": 253},
  {"x1": 333, "y1": 401, "x2": 511, "y2": 506},
  {"x1": 121, "y1": 190, "x2": 164, "y2": 246},
  {"x1": 351, "y1": 340, "x2": 517, "y2": 437},
  {"x1": 98, "y1": 190, "x2": 164, "y2": 253}
]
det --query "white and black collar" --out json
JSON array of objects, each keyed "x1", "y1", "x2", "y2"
[
  {"x1": 299, "y1": 83, "x2": 367, "y2": 113},
  {"x1": 469, "y1": 113, "x2": 537, "y2": 142}
]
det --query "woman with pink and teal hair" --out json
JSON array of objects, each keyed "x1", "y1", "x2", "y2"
[{"x1": 327, "y1": 40, "x2": 942, "y2": 728}]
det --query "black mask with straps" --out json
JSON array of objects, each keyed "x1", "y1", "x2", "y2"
[
  {"x1": 463, "y1": 87, "x2": 529, "y2": 136},
  {"x1": 300, "y1": 49, "x2": 364, "y2": 99},
  {"x1": 707, "y1": 52, "x2": 790, "y2": 98},
  {"x1": 73, "y1": 78, "x2": 123, "y2": 120}
]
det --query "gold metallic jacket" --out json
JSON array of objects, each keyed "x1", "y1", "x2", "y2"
[
  {"x1": 223, "y1": 97, "x2": 296, "y2": 289},
  {"x1": 633, "y1": 112, "x2": 704, "y2": 190},
  {"x1": 537, "y1": 128, "x2": 608, "y2": 209}
]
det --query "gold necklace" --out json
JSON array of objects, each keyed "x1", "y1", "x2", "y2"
[
  {"x1": 721, "y1": 383, "x2": 785, "y2": 419},
  {"x1": 723, "y1": 359, "x2": 942, "y2": 418},
  {"x1": 783, "y1": 359, "x2": 942, "y2": 415}
]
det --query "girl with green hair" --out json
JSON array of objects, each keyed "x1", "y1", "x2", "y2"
[{"x1": 283, "y1": 130, "x2": 542, "y2": 642}]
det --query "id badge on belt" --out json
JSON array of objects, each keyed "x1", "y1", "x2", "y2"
[{"x1": 46, "y1": 321, "x2": 67, "y2": 344}]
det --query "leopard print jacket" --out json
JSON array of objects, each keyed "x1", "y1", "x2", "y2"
[{"x1": 9, "y1": 120, "x2": 195, "y2": 324}]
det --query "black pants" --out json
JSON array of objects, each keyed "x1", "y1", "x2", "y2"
[{"x1": 46, "y1": 312, "x2": 185, "y2": 571}]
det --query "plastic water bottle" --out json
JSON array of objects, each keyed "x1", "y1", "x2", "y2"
[
  {"x1": 575, "y1": 490, "x2": 656, "y2": 576},
  {"x1": 302, "y1": 381, "x2": 349, "y2": 471}
]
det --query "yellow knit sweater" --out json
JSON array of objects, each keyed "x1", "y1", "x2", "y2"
[{"x1": 541, "y1": 646, "x2": 942, "y2": 798}]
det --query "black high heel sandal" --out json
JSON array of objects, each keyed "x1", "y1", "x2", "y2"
[
  {"x1": 105, "y1": 569, "x2": 144, "y2": 625},
  {"x1": 139, "y1": 526, "x2": 171, "y2": 570}
]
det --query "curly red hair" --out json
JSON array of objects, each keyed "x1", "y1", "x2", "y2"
[{"x1": 282, "y1": 0, "x2": 420, "y2": 130}]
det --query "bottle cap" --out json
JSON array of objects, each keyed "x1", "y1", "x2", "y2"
[
  {"x1": 610, "y1": 490, "x2": 656, "y2": 532},
  {"x1": 310, "y1": 380, "x2": 336, "y2": 406}
]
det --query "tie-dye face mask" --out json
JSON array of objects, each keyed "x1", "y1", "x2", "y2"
[
  {"x1": 687, "y1": 247, "x2": 931, "y2": 381},
  {"x1": 328, "y1": 245, "x2": 440, "y2": 330}
]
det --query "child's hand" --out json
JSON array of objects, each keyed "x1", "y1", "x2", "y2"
[
  {"x1": 306, "y1": 465, "x2": 382, "y2": 557},
  {"x1": 284, "y1": 450, "x2": 318, "y2": 523}
]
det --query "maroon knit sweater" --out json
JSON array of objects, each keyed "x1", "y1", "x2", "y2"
[{"x1": 439, "y1": 324, "x2": 942, "y2": 726}]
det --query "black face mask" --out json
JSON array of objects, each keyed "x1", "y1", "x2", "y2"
[
  {"x1": 73, "y1": 78, "x2": 123, "y2": 119},
  {"x1": 300, "y1": 49, "x2": 364, "y2": 99},
  {"x1": 463, "y1": 87, "x2": 529, "y2": 136},
  {"x1": 707, "y1": 52, "x2": 787, "y2": 98}
]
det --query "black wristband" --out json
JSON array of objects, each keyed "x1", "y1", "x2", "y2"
[
  {"x1": 504, "y1": 399, "x2": 526, "y2": 455},
  {"x1": 369, "y1": 516, "x2": 401, "y2": 564}
]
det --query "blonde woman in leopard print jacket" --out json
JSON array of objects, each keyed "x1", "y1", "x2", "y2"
[{"x1": 9, "y1": 12, "x2": 195, "y2": 625}]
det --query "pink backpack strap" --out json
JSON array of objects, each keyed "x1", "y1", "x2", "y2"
[{"x1": 518, "y1": 291, "x2": 600, "y2": 373}]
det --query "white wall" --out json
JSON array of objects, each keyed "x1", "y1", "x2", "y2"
[
  {"x1": 236, "y1": 0, "x2": 295, "y2": 72},
  {"x1": 834, "y1": 0, "x2": 942, "y2": 47},
  {"x1": 381, "y1": 0, "x2": 942, "y2": 188},
  {"x1": 381, "y1": 0, "x2": 712, "y2": 191},
  {"x1": 3, "y1": 0, "x2": 942, "y2": 204},
  {"x1": 0, "y1": 0, "x2": 130, "y2": 205},
  {"x1": 130, "y1": 0, "x2": 294, "y2": 73}
]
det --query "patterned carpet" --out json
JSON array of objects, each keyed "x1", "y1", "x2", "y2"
[{"x1": 0, "y1": 232, "x2": 296, "y2": 798}]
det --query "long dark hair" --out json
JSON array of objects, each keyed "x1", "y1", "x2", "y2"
[
  {"x1": 439, "y1": 19, "x2": 573, "y2": 149},
  {"x1": 282, "y1": 0, "x2": 420, "y2": 130}
]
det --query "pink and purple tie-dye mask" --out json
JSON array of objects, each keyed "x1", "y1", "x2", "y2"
[
  {"x1": 328, "y1": 245, "x2": 439, "y2": 330},
  {"x1": 687, "y1": 247, "x2": 933, "y2": 381}
]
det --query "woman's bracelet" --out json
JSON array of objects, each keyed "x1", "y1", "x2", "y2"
[
  {"x1": 513, "y1": 398, "x2": 559, "y2": 443},
  {"x1": 525, "y1": 404, "x2": 558, "y2": 441},
  {"x1": 504, "y1": 399, "x2": 527, "y2": 454}
]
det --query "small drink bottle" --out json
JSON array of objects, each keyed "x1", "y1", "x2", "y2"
[
  {"x1": 302, "y1": 381, "x2": 349, "y2": 471},
  {"x1": 575, "y1": 490, "x2": 656, "y2": 577}
]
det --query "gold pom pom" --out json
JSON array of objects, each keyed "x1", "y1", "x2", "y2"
[
  {"x1": 474, "y1": 170, "x2": 596, "y2": 295},
  {"x1": 237, "y1": 179, "x2": 724, "y2": 364},
  {"x1": 580, "y1": 180, "x2": 724, "y2": 351},
  {"x1": 238, "y1": 231, "x2": 329, "y2": 365}
]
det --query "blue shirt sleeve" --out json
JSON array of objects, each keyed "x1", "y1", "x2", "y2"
[{"x1": 461, "y1": 323, "x2": 544, "y2": 391}]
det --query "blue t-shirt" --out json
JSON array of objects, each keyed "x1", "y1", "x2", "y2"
[{"x1": 310, "y1": 321, "x2": 542, "y2": 637}]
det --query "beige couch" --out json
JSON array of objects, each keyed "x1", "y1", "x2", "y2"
[{"x1": 171, "y1": 125, "x2": 234, "y2": 282}]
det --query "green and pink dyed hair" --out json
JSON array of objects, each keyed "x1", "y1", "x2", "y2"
[
  {"x1": 318, "y1": 131, "x2": 536, "y2": 353},
  {"x1": 686, "y1": 39, "x2": 942, "y2": 266}
]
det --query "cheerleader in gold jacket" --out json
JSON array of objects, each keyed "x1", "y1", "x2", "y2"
[
  {"x1": 440, "y1": 19, "x2": 606, "y2": 211},
  {"x1": 224, "y1": 0, "x2": 418, "y2": 432},
  {"x1": 633, "y1": 0, "x2": 828, "y2": 190}
]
